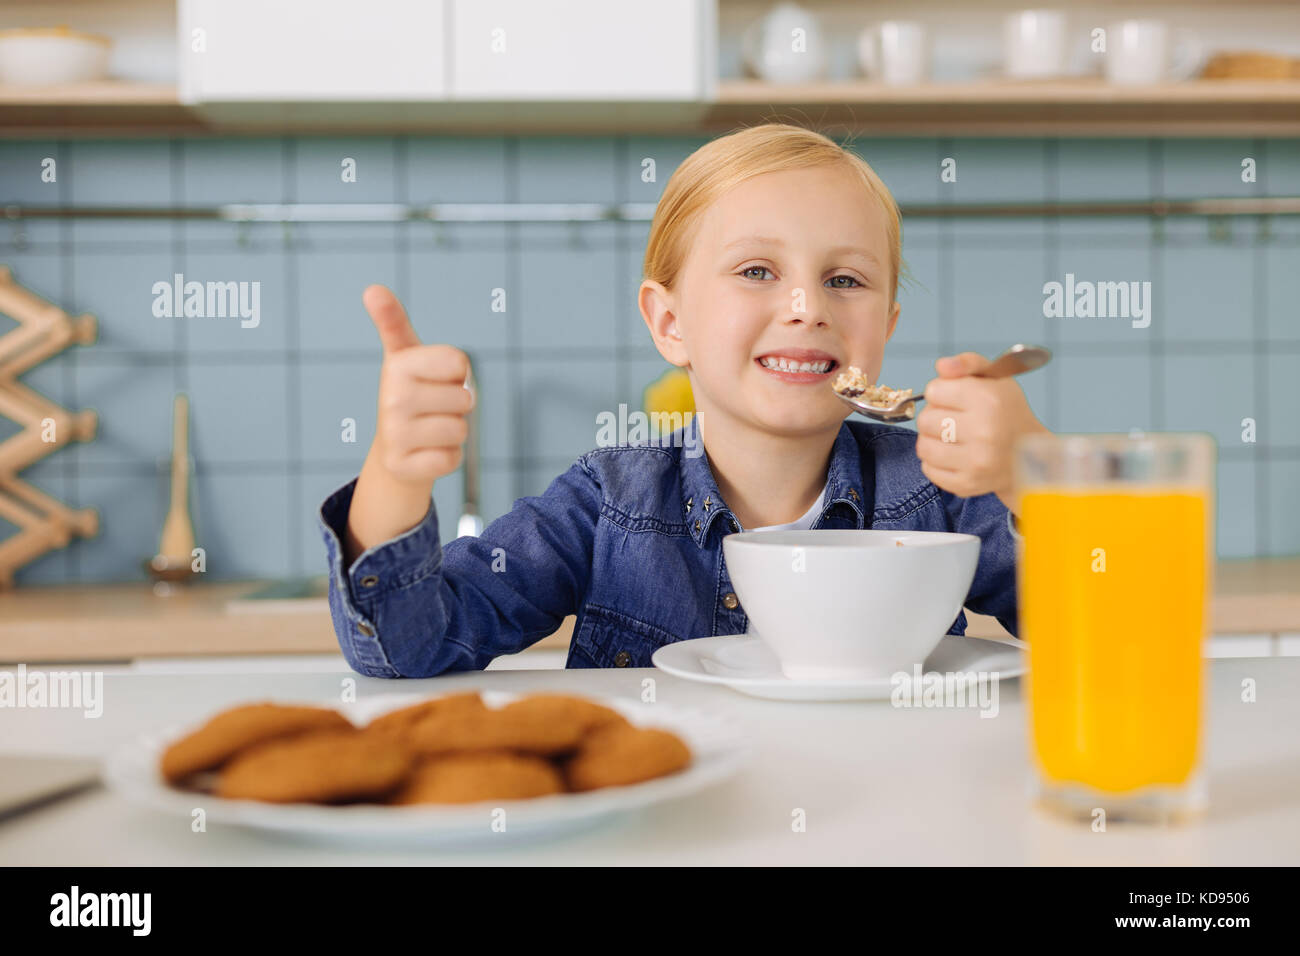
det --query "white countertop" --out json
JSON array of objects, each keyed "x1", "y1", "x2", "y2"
[{"x1": 2, "y1": 658, "x2": 1298, "y2": 865}]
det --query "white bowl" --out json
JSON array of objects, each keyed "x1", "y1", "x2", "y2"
[
  {"x1": 722, "y1": 529, "x2": 981, "y2": 680},
  {"x1": 0, "y1": 27, "x2": 111, "y2": 87}
]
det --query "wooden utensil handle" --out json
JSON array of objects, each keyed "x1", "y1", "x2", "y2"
[{"x1": 170, "y1": 394, "x2": 188, "y2": 509}]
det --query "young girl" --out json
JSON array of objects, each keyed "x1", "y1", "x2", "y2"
[{"x1": 318, "y1": 123, "x2": 1049, "y2": 677}]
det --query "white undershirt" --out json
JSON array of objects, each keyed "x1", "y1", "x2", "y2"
[
  {"x1": 740, "y1": 480, "x2": 828, "y2": 634},
  {"x1": 744, "y1": 482, "x2": 827, "y2": 533}
]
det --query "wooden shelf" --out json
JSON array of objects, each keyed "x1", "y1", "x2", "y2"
[
  {"x1": 718, "y1": 78, "x2": 1300, "y2": 104},
  {"x1": 0, "y1": 81, "x2": 209, "y2": 135},
  {"x1": 0, "y1": 81, "x2": 177, "y2": 104},
  {"x1": 711, "y1": 78, "x2": 1300, "y2": 136},
  {"x1": 3, "y1": 78, "x2": 1300, "y2": 136}
]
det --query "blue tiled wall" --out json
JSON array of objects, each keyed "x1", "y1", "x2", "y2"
[{"x1": 1, "y1": 135, "x2": 1296, "y2": 584}]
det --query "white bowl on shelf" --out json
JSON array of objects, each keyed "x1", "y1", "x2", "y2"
[{"x1": 0, "y1": 26, "x2": 111, "y2": 87}]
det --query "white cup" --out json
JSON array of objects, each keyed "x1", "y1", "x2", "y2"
[
  {"x1": 741, "y1": 1, "x2": 828, "y2": 84},
  {"x1": 858, "y1": 21, "x2": 929, "y2": 86},
  {"x1": 1105, "y1": 19, "x2": 1204, "y2": 84},
  {"x1": 1003, "y1": 9, "x2": 1067, "y2": 79}
]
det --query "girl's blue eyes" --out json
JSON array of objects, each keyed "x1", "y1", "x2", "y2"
[{"x1": 738, "y1": 266, "x2": 862, "y2": 288}]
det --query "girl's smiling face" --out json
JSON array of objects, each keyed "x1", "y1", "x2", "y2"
[{"x1": 642, "y1": 164, "x2": 900, "y2": 437}]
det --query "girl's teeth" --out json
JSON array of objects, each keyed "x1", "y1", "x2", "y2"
[{"x1": 760, "y1": 357, "x2": 831, "y2": 373}]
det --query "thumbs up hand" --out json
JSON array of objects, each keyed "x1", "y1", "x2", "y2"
[{"x1": 363, "y1": 284, "x2": 474, "y2": 486}]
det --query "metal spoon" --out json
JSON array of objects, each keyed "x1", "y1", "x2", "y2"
[{"x1": 833, "y1": 344, "x2": 1052, "y2": 422}]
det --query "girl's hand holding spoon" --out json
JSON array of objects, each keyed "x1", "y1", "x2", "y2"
[{"x1": 914, "y1": 349, "x2": 1051, "y2": 513}]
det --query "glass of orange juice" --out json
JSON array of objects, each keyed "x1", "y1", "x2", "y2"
[{"x1": 1015, "y1": 432, "x2": 1215, "y2": 823}]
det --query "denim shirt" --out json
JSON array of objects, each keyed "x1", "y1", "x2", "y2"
[{"x1": 317, "y1": 415, "x2": 1019, "y2": 678}]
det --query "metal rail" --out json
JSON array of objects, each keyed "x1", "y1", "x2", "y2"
[{"x1": 5, "y1": 197, "x2": 1300, "y2": 223}]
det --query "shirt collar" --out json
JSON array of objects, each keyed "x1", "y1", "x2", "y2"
[{"x1": 678, "y1": 414, "x2": 868, "y2": 548}]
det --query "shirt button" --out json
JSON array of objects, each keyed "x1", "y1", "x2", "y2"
[
  {"x1": 722, "y1": 592, "x2": 739, "y2": 609},
  {"x1": 359, "y1": 575, "x2": 379, "y2": 587},
  {"x1": 357, "y1": 622, "x2": 375, "y2": 636},
  {"x1": 614, "y1": 651, "x2": 631, "y2": 667}
]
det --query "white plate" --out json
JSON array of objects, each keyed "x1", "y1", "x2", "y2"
[
  {"x1": 652, "y1": 634, "x2": 1026, "y2": 701},
  {"x1": 104, "y1": 691, "x2": 751, "y2": 846}
]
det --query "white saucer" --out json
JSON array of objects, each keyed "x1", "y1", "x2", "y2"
[{"x1": 652, "y1": 633, "x2": 1026, "y2": 701}]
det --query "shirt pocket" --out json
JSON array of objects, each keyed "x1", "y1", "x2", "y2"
[{"x1": 572, "y1": 603, "x2": 681, "y2": 669}]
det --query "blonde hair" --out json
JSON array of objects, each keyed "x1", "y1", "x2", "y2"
[{"x1": 643, "y1": 123, "x2": 904, "y2": 301}]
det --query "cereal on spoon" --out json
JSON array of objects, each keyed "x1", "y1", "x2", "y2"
[{"x1": 832, "y1": 366, "x2": 914, "y2": 417}]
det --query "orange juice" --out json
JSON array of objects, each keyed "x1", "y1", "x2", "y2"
[{"x1": 1019, "y1": 487, "x2": 1209, "y2": 793}]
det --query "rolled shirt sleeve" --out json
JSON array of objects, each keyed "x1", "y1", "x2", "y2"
[
  {"x1": 939, "y1": 490, "x2": 1020, "y2": 638},
  {"x1": 317, "y1": 457, "x2": 602, "y2": 677}
]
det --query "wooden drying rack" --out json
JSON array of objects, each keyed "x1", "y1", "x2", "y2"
[{"x1": 0, "y1": 266, "x2": 98, "y2": 587}]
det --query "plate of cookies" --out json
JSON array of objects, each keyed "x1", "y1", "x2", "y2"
[{"x1": 105, "y1": 690, "x2": 750, "y2": 844}]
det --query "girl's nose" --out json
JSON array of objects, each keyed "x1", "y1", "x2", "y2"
[{"x1": 784, "y1": 283, "x2": 831, "y2": 326}]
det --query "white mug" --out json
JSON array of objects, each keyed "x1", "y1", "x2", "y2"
[
  {"x1": 1003, "y1": 9, "x2": 1066, "y2": 79},
  {"x1": 1105, "y1": 19, "x2": 1204, "y2": 84},
  {"x1": 858, "y1": 21, "x2": 928, "y2": 86},
  {"x1": 741, "y1": 1, "x2": 827, "y2": 84}
]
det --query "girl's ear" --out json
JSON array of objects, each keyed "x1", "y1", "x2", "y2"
[
  {"x1": 640, "y1": 280, "x2": 690, "y2": 366},
  {"x1": 884, "y1": 300, "x2": 901, "y2": 343}
]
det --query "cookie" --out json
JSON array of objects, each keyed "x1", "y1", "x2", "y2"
[
  {"x1": 389, "y1": 752, "x2": 564, "y2": 805},
  {"x1": 365, "y1": 692, "x2": 487, "y2": 739},
  {"x1": 407, "y1": 699, "x2": 588, "y2": 757},
  {"x1": 160, "y1": 702, "x2": 353, "y2": 783},
  {"x1": 563, "y1": 723, "x2": 691, "y2": 792},
  {"x1": 497, "y1": 693, "x2": 630, "y2": 734},
  {"x1": 216, "y1": 729, "x2": 414, "y2": 804}
]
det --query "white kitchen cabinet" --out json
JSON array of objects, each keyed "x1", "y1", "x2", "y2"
[
  {"x1": 450, "y1": 0, "x2": 716, "y2": 100},
  {"x1": 178, "y1": 0, "x2": 447, "y2": 101},
  {"x1": 177, "y1": 0, "x2": 715, "y2": 104}
]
